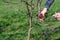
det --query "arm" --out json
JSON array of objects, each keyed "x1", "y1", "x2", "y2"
[{"x1": 39, "y1": 0, "x2": 54, "y2": 21}]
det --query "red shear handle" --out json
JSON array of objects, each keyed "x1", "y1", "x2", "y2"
[{"x1": 39, "y1": 13, "x2": 44, "y2": 21}]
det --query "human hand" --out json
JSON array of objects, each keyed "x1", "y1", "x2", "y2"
[{"x1": 53, "y1": 12, "x2": 60, "y2": 20}]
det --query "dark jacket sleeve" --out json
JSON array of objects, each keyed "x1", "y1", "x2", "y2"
[{"x1": 45, "y1": 0, "x2": 54, "y2": 9}]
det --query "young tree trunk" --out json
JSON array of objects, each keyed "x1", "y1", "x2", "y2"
[
  {"x1": 27, "y1": 0, "x2": 33, "y2": 40},
  {"x1": 37, "y1": 0, "x2": 42, "y2": 20},
  {"x1": 35, "y1": 0, "x2": 41, "y2": 25},
  {"x1": 21, "y1": 1, "x2": 32, "y2": 40}
]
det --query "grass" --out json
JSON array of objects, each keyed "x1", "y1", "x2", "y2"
[{"x1": 0, "y1": 0, "x2": 60, "y2": 40}]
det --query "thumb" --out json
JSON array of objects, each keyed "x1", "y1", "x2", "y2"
[{"x1": 52, "y1": 14, "x2": 55, "y2": 17}]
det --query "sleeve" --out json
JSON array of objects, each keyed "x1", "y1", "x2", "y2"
[{"x1": 45, "y1": 0, "x2": 54, "y2": 9}]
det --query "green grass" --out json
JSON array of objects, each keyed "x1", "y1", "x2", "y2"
[{"x1": 0, "y1": 0, "x2": 60, "y2": 40}]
